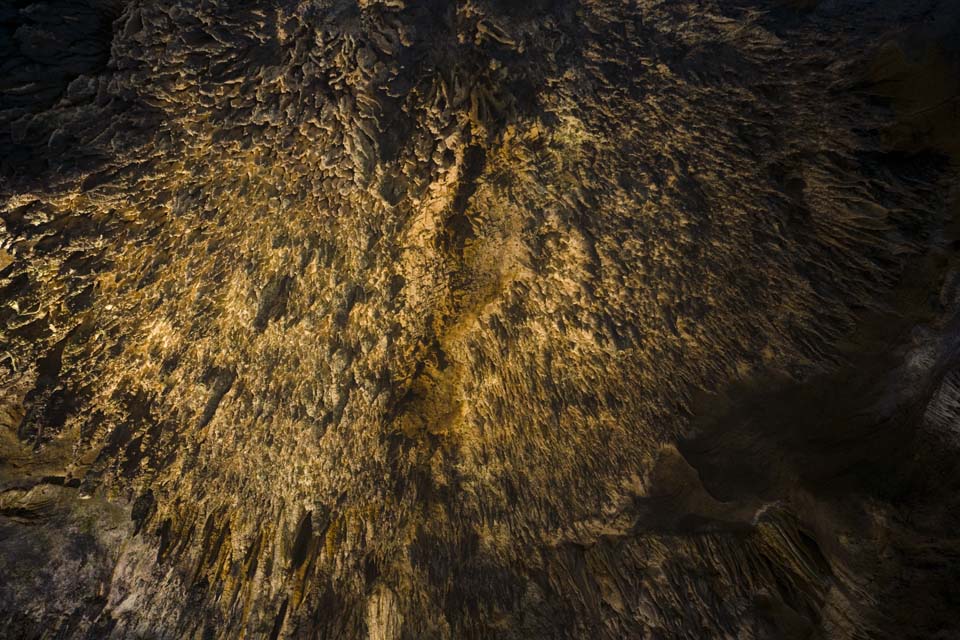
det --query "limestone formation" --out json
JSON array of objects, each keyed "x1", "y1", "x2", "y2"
[{"x1": 1, "y1": 0, "x2": 959, "y2": 638}]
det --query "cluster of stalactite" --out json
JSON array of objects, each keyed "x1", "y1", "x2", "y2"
[{"x1": 1, "y1": 0, "x2": 959, "y2": 638}]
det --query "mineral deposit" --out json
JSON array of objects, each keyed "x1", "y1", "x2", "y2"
[{"x1": 1, "y1": 1, "x2": 959, "y2": 638}]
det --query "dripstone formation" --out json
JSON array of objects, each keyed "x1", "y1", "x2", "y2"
[{"x1": 2, "y1": 1, "x2": 959, "y2": 638}]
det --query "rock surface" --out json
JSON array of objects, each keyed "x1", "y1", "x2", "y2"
[{"x1": 1, "y1": 0, "x2": 960, "y2": 638}]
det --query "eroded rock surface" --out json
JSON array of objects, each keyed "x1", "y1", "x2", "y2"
[{"x1": 1, "y1": 0, "x2": 959, "y2": 638}]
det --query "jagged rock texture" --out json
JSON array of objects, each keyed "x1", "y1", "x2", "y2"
[{"x1": 2, "y1": 0, "x2": 960, "y2": 638}]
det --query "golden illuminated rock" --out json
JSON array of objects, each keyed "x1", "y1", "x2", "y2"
[{"x1": 1, "y1": 1, "x2": 959, "y2": 638}]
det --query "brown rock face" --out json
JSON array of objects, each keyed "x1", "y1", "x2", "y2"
[{"x1": 2, "y1": 1, "x2": 959, "y2": 638}]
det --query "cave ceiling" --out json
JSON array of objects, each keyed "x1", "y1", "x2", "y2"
[{"x1": 1, "y1": 0, "x2": 960, "y2": 638}]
